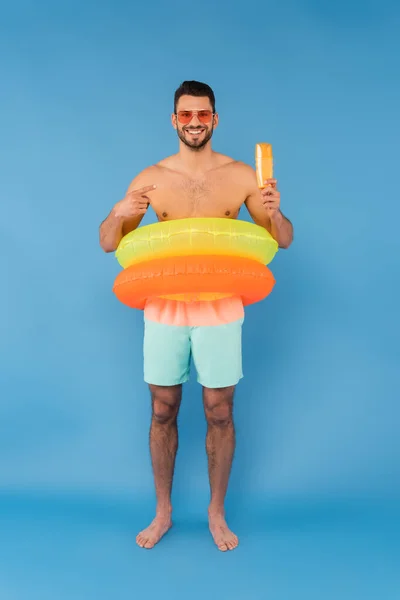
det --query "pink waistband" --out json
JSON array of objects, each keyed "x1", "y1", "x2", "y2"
[{"x1": 144, "y1": 296, "x2": 244, "y2": 327}]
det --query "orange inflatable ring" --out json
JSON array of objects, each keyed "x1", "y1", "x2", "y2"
[{"x1": 113, "y1": 255, "x2": 276, "y2": 310}]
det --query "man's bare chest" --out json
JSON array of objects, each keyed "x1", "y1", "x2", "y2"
[{"x1": 150, "y1": 173, "x2": 246, "y2": 220}]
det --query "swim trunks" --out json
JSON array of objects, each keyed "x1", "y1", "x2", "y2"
[{"x1": 143, "y1": 297, "x2": 244, "y2": 388}]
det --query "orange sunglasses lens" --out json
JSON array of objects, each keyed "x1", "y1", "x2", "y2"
[{"x1": 177, "y1": 110, "x2": 213, "y2": 124}]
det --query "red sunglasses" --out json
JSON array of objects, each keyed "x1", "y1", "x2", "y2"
[{"x1": 176, "y1": 110, "x2": 214, "y2": 124}]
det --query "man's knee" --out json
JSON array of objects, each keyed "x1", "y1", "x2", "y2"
[
  {"x1": 203, "y1": 386, "x2": 235, "y2": 426},
  {"x1": 150, "y1": 384, "x2": 182, "y2": 425}
]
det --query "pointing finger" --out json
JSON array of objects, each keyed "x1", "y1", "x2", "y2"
[{"x1": 131, "y1": 185, "x2": 157, "y2": 195}]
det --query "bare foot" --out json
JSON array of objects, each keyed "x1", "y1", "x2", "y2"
[
  {"x1": 209, "y1": 513, "x2": 239, "y2": 552},
  {"x1": 136, "y1": 515, "x2": 172, "y2": 549}
]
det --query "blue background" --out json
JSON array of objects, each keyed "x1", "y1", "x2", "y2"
[{"x1": 1, "y1": 0, "x2": 399, "y2": 598}]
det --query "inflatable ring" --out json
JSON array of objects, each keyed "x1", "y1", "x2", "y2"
[
  {"x1": 115, "y1": 218, "x2": 278, "y2": 268},
  {"x1": 113, "y1": 254, "x2": 276, "y2": 310}
]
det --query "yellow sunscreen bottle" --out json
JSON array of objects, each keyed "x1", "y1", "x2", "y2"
[{"x1": 255, "y1": 143, "x2": 273, "y2": 188}]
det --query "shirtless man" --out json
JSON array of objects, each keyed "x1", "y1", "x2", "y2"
[{"x1": 99, "y1": 81, "x2": 293, "y2": 551}]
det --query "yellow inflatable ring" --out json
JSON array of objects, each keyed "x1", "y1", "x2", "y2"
[{"x1": 115, "y1": 218, "x2": 278, "y2": 268}]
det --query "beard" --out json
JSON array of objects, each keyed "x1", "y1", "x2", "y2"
[{"x1": 177, "y1": 125, "x2": 214, "y2": 151}]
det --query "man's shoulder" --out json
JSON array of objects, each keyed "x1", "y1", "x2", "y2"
[
  {"x1": 125, "y1": 161, "x2": 172, "y2": 191},
  {"x1": 217, "y1": 156, "x2": 256, "y2": 184},
  {"x1": 139, "y1": 162, "x2": 169, "y2": 175},
  {"x1": 155, "y1": 154, "x2": 178, "y2": 170},
  {"x1": 215, "y1": 153, "x2": 254, "y2": 172}
]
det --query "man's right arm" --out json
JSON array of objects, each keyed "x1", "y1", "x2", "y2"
[{"x1": 99, "y1": 170, "x2": 157, "y2": 253}]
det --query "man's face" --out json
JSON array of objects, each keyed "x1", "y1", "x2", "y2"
[{"x1": 172, "y1": 95, "x2": 218, "y2": 151}]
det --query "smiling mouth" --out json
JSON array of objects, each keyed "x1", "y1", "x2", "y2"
[{"x1": 185, "y1": 129, "x2": 205, "y2": 135}]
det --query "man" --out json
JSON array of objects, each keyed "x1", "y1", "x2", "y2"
[{"x1": 99, "y1": 81, "x2": 293, "y2": 551}]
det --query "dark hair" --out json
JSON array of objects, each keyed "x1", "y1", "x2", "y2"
[{"x1": 174, "y1": 80, "x2": 216, "y2": 113}]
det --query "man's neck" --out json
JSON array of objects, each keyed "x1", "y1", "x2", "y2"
[{"x1": 178, "y1": 142, "x2": 215, "y2": 175}]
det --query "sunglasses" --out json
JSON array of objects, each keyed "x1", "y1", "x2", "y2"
[{"x1": 175, "y1": 110, "x2": 214, "y2": 124}]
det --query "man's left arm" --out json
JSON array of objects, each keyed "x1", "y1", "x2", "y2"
[{"x1": 244, "y1": 174, "x2": 293, "y2": 249}]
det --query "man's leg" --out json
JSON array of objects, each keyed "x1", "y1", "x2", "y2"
[
  {"x1": 136, "y1": 383, "x2": 182, "y2": 549},
  {"x1": 191, "y1": 317, "x2": 244, "y2": 551},
  {"x1": 203, "y1": 385, "x2": 239, "y2": 551},
  {"x1": 138, "y1": 318, "x2": 190, "y2": 549}
]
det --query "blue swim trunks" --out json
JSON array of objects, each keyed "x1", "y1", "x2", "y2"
[{"x1": 143, "y1": 317, "x2": 244, "y2": 389}]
